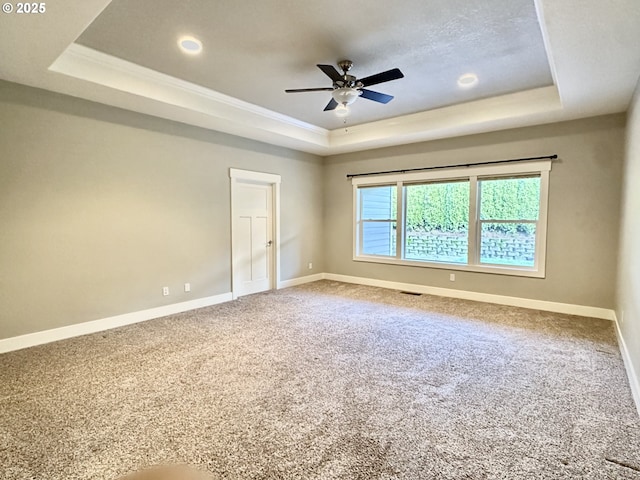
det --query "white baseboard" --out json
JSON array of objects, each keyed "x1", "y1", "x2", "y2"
[
  {"x1": 0, "y1": 273, "x2": 617, "y2": 353},
  {"x1": 614, "y1": 313, "x2": 640, "y2": 416},
  {"x1": 322, "y1": 273, "x2": 616, "y2": 321},
  {"x1": 321, "y1": 273, "x2": 638, "y2": 414},
  {"x1": 2, "y1": 273, "x2": 635, "y2": 415},
  {"x1": 0, "y1": 293, "x2": 233, "y2": 354},
  {"x1": 278, "y1": 273, "x2": 324, "y2": 289}
]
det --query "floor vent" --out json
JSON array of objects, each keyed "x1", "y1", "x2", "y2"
[{"x1": 400, "y1": 291, "x2": 422, "y2": 296}]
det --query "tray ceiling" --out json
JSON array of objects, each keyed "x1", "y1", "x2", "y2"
[
  {"x1": 76, "y1": 0, "x2": 553, "y2": 130},
  {"x1": 1, "y1": 0, "x2": 639, "y2": 155}
]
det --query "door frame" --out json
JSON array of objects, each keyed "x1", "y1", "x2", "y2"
[{"x1": 229, "y1": 168, "x2": 281, "y2": 299}]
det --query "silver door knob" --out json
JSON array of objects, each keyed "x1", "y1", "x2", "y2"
[{"x1": 266, "y1": 240, "x2": 273, "y2": 247}]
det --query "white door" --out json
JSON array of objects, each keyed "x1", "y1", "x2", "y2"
[{"x1": 232, "y1": 181, "x2": 274, "y2": 297}]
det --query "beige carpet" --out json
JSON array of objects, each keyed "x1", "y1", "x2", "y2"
[{"x1": 1, "y1": 280, "x2": 639, "y2": 479}]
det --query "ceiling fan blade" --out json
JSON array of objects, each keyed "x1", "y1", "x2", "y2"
[
  {"x1": 358, "y1": 68, "x2": 404, "y2": 87},
  {"x1": 285, "y1": 88, "x2": 334, "y2": 93},
  {"x1": 323, "y1": 98, "x2": 339, "y2": 111},
  {"x1": 359, "y1": 89, "x2": 394, "y2": 104},
  {"x1": 317, "y1": 64, "x2": 343, "y2": 82}
]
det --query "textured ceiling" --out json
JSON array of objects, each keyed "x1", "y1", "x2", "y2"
[
  {"x1": 2, "y1": 0, "x2": 638, "y2": 154},
  {"x1": 76, "y1": 0, "x2": 553, "y2": 129}
]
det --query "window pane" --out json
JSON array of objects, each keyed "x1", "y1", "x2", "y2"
[
  {"x1": 480, "y1": 177, "x2": 540, "y2": 220},
  {"x1": 480, "y1": 223, "x2": 536, "y2": 267},
  {"x1": 360, "y1": 186, "x2": 396, "y2": 220},
  {"x1": 362, "y1": 221, "x2": 396, "y2": 256},
  {"x1": 404, "y1": 181, "x2": 469, "y2": 263}
]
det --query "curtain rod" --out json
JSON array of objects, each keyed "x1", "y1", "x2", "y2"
[{"x1": 345, "y1": 154, "x2": 558, "y2": 179}]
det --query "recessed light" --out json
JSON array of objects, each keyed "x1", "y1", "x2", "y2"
[
  {"x1": 457, "y1": 73, "x2": 478, "y2": 88},
  {"x1": 178, "y1": 36, "x2": 202, "y2": 55}
]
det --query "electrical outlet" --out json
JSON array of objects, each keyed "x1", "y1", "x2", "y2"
[
  {"x1": 184, "y1": 283, "x2": 191, "y2": 293},
  {"x1": 162, "y1": 286, "x2": 169, "y2": 296},
  {"x1": 308, "y1": 263, "x2": 313, "y2": 270},
  {"x1": 449, "y1": 273, "x2": 455, "y2": 282}
]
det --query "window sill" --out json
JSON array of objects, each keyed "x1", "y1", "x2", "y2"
[{"x1": 353, "y1": 255, "x2": 545, "y2": 278}]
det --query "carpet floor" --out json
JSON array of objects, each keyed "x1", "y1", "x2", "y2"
[{"x1": 1, "y1": 280, "x2": 639, "y2": 479}]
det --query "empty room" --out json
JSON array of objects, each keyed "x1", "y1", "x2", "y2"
[{"x1": 1, "y1": 1, "x2": 640, "y2": 479}]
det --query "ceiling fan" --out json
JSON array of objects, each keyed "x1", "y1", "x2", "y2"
[{"x1": 285, "y1": 60, "x2": 404, "y2": 113}]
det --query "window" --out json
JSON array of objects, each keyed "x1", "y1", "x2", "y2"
[
  {"x1": 358, "y1": 186, "x2": 397, "y2": 256},
  {"x1": 353, "y1": 160, "x2": 551, "y2": 277},
  {"x1": 478, "y1": 176, "x2": 540, "y2": 268},
  {"x1": 404, "y1": 180, "x2": 470, "y2": 264}
]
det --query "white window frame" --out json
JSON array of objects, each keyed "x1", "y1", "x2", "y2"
[{"x1": 352, "y1": 160, "x2": 551, "y2": 278}]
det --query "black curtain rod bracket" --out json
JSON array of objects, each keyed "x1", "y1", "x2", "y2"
[{"x1": 346, "y1": 154, "x2": 558, "y2": 179}]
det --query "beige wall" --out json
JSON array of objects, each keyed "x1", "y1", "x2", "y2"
[
  {"x1": 323, "y1": 115, "x2": 625, "y2": 309},
  {"x1": 0, "y1": 81, "x2": 324, "y2": 339},
  {"x1": 617, "y1": 79, "x2": 640, "y2": 388},
  {"x1": 0, "y1": 78, "x2": 629, "y2": 342}
]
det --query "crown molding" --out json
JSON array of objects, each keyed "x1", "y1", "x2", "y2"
[
  {"x1": 50, "y1": 43, "x2": 331, "y2": 154},
  {"x1": 2, "y1": 0, "x2": 638, "y2": 156},
  {"x1": 328, "y1": 85, "x2": 562, "y2": 154},
  {"x1": 49, "y1": 44, "x2": 565, "y2": 157}
]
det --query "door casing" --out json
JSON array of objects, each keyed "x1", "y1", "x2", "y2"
[{"x1": 230, "y1": 168, "x2": 281, "y2": 299}]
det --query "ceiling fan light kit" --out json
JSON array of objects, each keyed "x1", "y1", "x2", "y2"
[
  {"x1": 285, "y1": 60, "x2": 404, "y2": 114},
  {"x1": 335, "y1": 104, "x2": 350, "y2": 117},
  {"x1": 331, "y1": 87, "x2": 360, "y2": 106}
]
